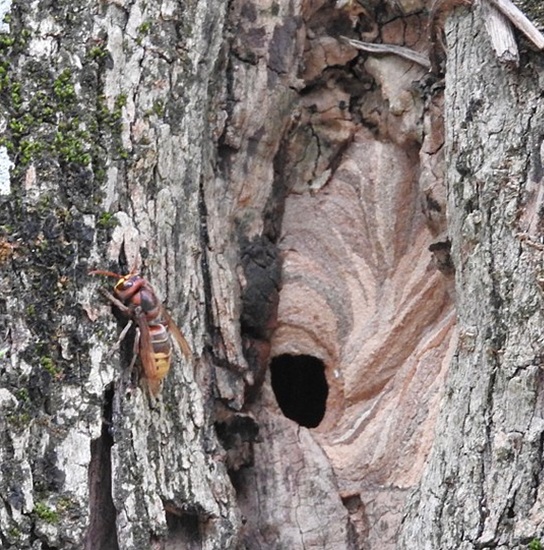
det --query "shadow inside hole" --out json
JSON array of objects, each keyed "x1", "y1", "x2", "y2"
[{"x1": 270, "y1": 354, "x2": 329, "y2": 428}]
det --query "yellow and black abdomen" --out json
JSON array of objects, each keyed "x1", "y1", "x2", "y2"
[{"x1": 146, "y1": 321, "x2": 172, "y2": 384}]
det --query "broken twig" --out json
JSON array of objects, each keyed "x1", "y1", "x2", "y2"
[
  {"x1": 487, "y1": 0, "x2": 544, "y2": 50},
  {"x1": 339, "y1": 36, "x2": 431, "y2": 69},
  {"x1": 482, "y1": 0, "x2": 519, "y2": 65}
]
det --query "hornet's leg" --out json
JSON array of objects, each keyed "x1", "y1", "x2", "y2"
[
  {"x1": 116, "y1": 327, "x2": 140, "y2": 394},
  {"x1": 98, "y1": 288, "x2": 136, "y2": 355},
  {"x1": 129, "y1": 328, "x2": 140, "y2": 371},
  {"x1": 99, "y1": 288, "x2": 132, "y2": 316},
  {"x1": 108, "y1": 319, "x2": 133, "y2": 356}
]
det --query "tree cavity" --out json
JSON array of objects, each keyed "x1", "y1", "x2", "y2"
[{"x1": 270, "y1": 354, "x2": 328, "y2": 428}]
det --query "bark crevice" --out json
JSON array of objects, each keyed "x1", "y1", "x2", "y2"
[{"x1": 85, "y1": 385, "x2": 118, "y2": 550}]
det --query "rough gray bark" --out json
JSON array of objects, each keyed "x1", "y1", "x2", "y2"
[
  {"x1": 399, "y1": 4, "x2": 544, "y2": 549},
  {"x1": 0, "y1": 0, "x2": 240, "y2": 548}
]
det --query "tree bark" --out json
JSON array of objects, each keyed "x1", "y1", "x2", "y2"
[{"x1": 2, "y1": 0, "x2": 544, "y2": 548}]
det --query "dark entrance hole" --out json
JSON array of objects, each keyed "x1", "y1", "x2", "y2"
[{"x1": 270, "y1": 354, "x2": 328, "y2": 428}]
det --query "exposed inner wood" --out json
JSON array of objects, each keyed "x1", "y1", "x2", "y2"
[{"x1": 225, "y1": 1, "x2": 457, "y2": 547}]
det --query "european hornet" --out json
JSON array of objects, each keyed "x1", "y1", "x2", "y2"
[{"x1": 90, "y1": 269, "x2": 192, "y2": 396}]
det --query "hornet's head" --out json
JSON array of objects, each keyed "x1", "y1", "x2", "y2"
[{"x1": 90, "y1": 269, "x2": 145, "y2": 303}]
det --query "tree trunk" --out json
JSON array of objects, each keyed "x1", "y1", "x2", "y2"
[{"x1": 2, "y1": 0, "x2": 544, "y2": 548}]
